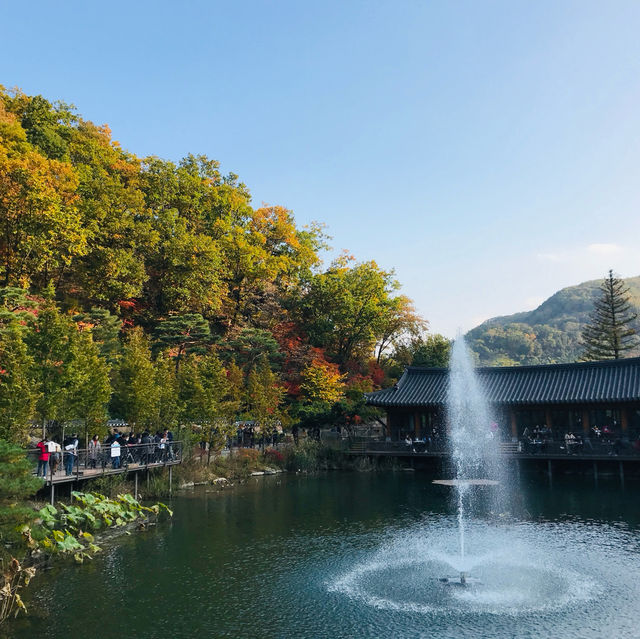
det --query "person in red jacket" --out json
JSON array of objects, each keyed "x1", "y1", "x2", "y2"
[{"x1": 36, "y1": 437, "x2": 50, "y2": 478}]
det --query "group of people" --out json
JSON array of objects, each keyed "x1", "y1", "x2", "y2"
[
  {"x1": 36, "y1": 434, "x2": 79, "y2": 477},
  {"x1": 35, "y1": 429, "x2": 175, "y2": 478}
]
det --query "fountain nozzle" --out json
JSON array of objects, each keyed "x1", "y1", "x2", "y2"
[{"x1": 460, "y1": 572, "x2": 466, "y2": 585}]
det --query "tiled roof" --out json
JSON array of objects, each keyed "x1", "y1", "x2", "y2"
[{"x1": 366, "y1": 357, "x2": 640, "y2": 407}]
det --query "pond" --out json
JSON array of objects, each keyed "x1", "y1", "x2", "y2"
[{"x1": 10, "y1": 471, "x2": 640, "y2": 639}]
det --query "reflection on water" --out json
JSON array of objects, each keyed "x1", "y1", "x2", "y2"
[{"x1": 9, "y1": 472, "x2": 640, "y2": 639}]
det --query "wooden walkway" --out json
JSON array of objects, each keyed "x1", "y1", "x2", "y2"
[{"x1": 42, "y1": 459, "x2": 182, "y2": 486}]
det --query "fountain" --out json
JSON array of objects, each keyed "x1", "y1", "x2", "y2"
[
  {"x1": 437, "y1": 335, "x2": 509, "y2": 586},
  {"x1": 329, "y1": 335, "x2": 636, "y2": 630}
]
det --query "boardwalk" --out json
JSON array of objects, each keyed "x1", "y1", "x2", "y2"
[{"x1": 29, "y1": 442, "x2": 183, "y2": 502}]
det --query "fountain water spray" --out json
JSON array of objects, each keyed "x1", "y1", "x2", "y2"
[{"x1": 440, "y1": 335, "x2": 506, "y2": 584}]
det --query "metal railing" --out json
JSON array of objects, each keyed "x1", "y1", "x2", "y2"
[
  {"x1": 349, "y1": 438, "x2": 640, "y2": 458},
  {"x1": 27, "y1": 441, "x2": 183, "y2": 483}
]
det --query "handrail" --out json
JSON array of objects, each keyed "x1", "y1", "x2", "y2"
[{"x1": 27, "y1": 441, "x2": 183, "y2": 483}]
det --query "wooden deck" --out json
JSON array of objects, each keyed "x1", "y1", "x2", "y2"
[{"x1": 41, "y1": 459, "x2": 182, "y2": 486}]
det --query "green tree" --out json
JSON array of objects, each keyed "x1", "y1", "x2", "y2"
[
  {"x1": 0, "y1": 323, "x2": 38, "y2": 443},
  {"x1": 581, "y1": 270, "x2": 639, "y2": 360},
  {"x1": 409, "y1": 334, "x2": 452, "y2": 367},
  {"x1": 246, "y1": 357, "x2": 285, "y2": 444},
  {"x1": 112, "y1": 328, "x2": 158, "y2": 430},
  {"x1": 299, "y1": 258, "x2": 400, "y2": 367},
  {"x1": 73, "y1": 308, "x2": 122, "y2": 364},
  {"x1": 153, "y1": 353, "x2": 182, "y2": 432},
  {"x1": 63, "y1": 331, "x2": 112, "y2": 439},
  {"x1": 26, "y1": 303, "x2": 75, "y2": 436},
  {"x1": 0, "y1": 439, "x2": 41, "y2": 557},
  {"x1": 153, "y1": 313, "x2": 211, "y2": 372}
]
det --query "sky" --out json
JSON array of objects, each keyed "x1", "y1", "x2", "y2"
[{"x1": 2, "y1": 0, "x2": 640, "y2": 336}]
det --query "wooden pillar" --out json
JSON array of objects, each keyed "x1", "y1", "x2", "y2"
[
  {"x1": 414, "y1": 412, "x2": 421, "y2": 438},
  {"x1": 50, "y1": 482, "x2": 55, "y2": 506},
  {"x1": 620, "y1": 406, "x2": 628, "y2": 433},
  {"x1": 169, "y1": 465, "x2": 173, "y2": 496},
  {"x1": 582, "y1": 408, "x2": 590, "y2": 435},
  {"x1": 510, "y1": 409, "x2": 518, "y2": 438},
  {"x1": 545, "y1": 409, "x2": 552, "y2": 430},
  {"x1": 134, "y1": 472, "x2": 139, "y2": 501}
]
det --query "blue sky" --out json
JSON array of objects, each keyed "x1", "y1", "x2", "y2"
[{"x1": 2, "y1": 1, "x2": 640, "y2": 336}]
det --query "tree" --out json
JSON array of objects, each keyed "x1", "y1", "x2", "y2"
[
  {"x1": 581, "y1": 270, "x2": 638, "y2": 360},
  {"x1": 0, "y1": 323, "x2": 37, "y2": 443},
  {"x1": 153, "y1": 353, "x2": 182, "y2": 432},
  {"x1": 0, "y1": 440, "x2": 41, "y2": 556},
  {"x1": 112, "y1": 328, "x2": 158, "y2": 430},
  {"x1": 153, "y1": 313, "x2": 211, "y2": 372},
  {"x1": 298, "y1": 257, "x2": 401, "y2": 368},
  {"x1": 246, "y1": 357, "x2": 285, "y2": 443},
  {"x1": 63, "y1": 331, "x2": 112, "y2": 440},
  {"x1": 26, "y1": 302, "x2": 75, "y2": 436},
  {"x1": 375, "y1": 295, "x2": 427, "y2": 364},
  {"x1": 393, "y1": 333, "x2": 452, "y2": 368}
]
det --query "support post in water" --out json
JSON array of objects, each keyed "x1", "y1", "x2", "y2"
[
  {"x1": 169, "y1": 465, "x2": 173, "y2": 496},
  {"x1": 134, "y1": 472, "x2": 139, "y2": 500}
]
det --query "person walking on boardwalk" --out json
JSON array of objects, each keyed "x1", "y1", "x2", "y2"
[
  {"x1": 48, "y1": 438, "x2": 61, "y2": 474},
  {"x1": 88, "y1": 434, "x2": 101, "y2": 469},
  {"x1": 111, "y1": 436, "x2": 121, "y2": 469},
  {"x1": 36, "y1": 437, "x2": 50, "y2": 477},
  {"x1": 64, "y1": 434, "x2": 79, "y2": 476}
]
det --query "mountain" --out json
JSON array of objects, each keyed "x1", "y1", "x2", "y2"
[{"x1": 466, "y1": 275, "x2": 640, "y2": 366}]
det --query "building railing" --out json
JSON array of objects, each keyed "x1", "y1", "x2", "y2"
[
  {"x1": 27, "y1": 441, "x2": 183, "y2": 483},
  {"x1": 349, "y1": 437, "x2": 640, "y2": 458}
]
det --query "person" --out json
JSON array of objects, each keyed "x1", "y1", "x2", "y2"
[
  {"x1": 110, "y1": 437, "x2": 121, "y2": 469},
  {"x1": 291, "y1": 424, "x2": 299, "y2": 446},
  {"x1": 564, "y1": 432, "x2": 577, "y2": 455},
  {"x1": 141, "y1": 431, "x2": 152, "y2": 465},
  {"x1": 48, "y1": 439, "x2": 62, "y2": 474},
  {"x1": 64, "y1": 434, "x2": 79, "y2": 476},
  {"x1": 36, "y1": 437, "x2": 50, "y2": 477},
  {"x1": 88, "y1": 434, "x2": 101, "y2": 469},
  {"x1": 165, "y1": 429, "x2": 174, "y2": 459}
]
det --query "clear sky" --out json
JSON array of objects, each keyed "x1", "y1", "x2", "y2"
[{"x1": 2, "y1": 1, "x2": 640, "y2": 336}]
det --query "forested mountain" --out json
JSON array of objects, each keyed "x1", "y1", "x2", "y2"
[
  {"x1": 0, "y1": 86, "x2": 426, "y2": 444},
  {"x1": 466, "y1": 276, "x2": 640, "y2": 366}
]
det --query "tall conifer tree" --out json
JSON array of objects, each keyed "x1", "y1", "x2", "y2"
[{"x1": 581, "y1": 270, "x2": 638, "y2": 360}]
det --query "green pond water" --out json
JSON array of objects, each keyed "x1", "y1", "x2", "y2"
[{"x1": 10, "y1": 472, "x2": 640, "y2": 639}]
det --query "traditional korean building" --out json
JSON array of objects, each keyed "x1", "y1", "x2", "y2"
[{"x1": 366, "y1": 357, "x2": 640, "y2": 442}]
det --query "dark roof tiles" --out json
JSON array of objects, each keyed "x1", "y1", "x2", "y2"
[{"x1": 366, "y1": 357, "x2": 640, "y2": 407}]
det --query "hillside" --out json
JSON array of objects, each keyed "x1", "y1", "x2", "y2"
[{"x1": 466, "y1": 275, "x2": 640, "y2": 366}]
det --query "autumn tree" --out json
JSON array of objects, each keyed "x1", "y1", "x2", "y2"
[
  {"x1": 298, "y1": 257, "x2": 402, "y2": 368},
  {"x1": 375, "y1": 295, "x2": 427, "y2": 363},
  {"x1": 581, "y1": 270, "x2": 639, "y2": 360}
]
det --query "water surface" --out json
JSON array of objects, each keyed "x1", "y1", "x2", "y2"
[{"x1": 11, "y1": 472, "x2": 640, "y2": 639}]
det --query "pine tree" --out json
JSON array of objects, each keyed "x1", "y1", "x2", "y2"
[{"x1": 581, "y1": 270, "x2": 639, "y2": 360}]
